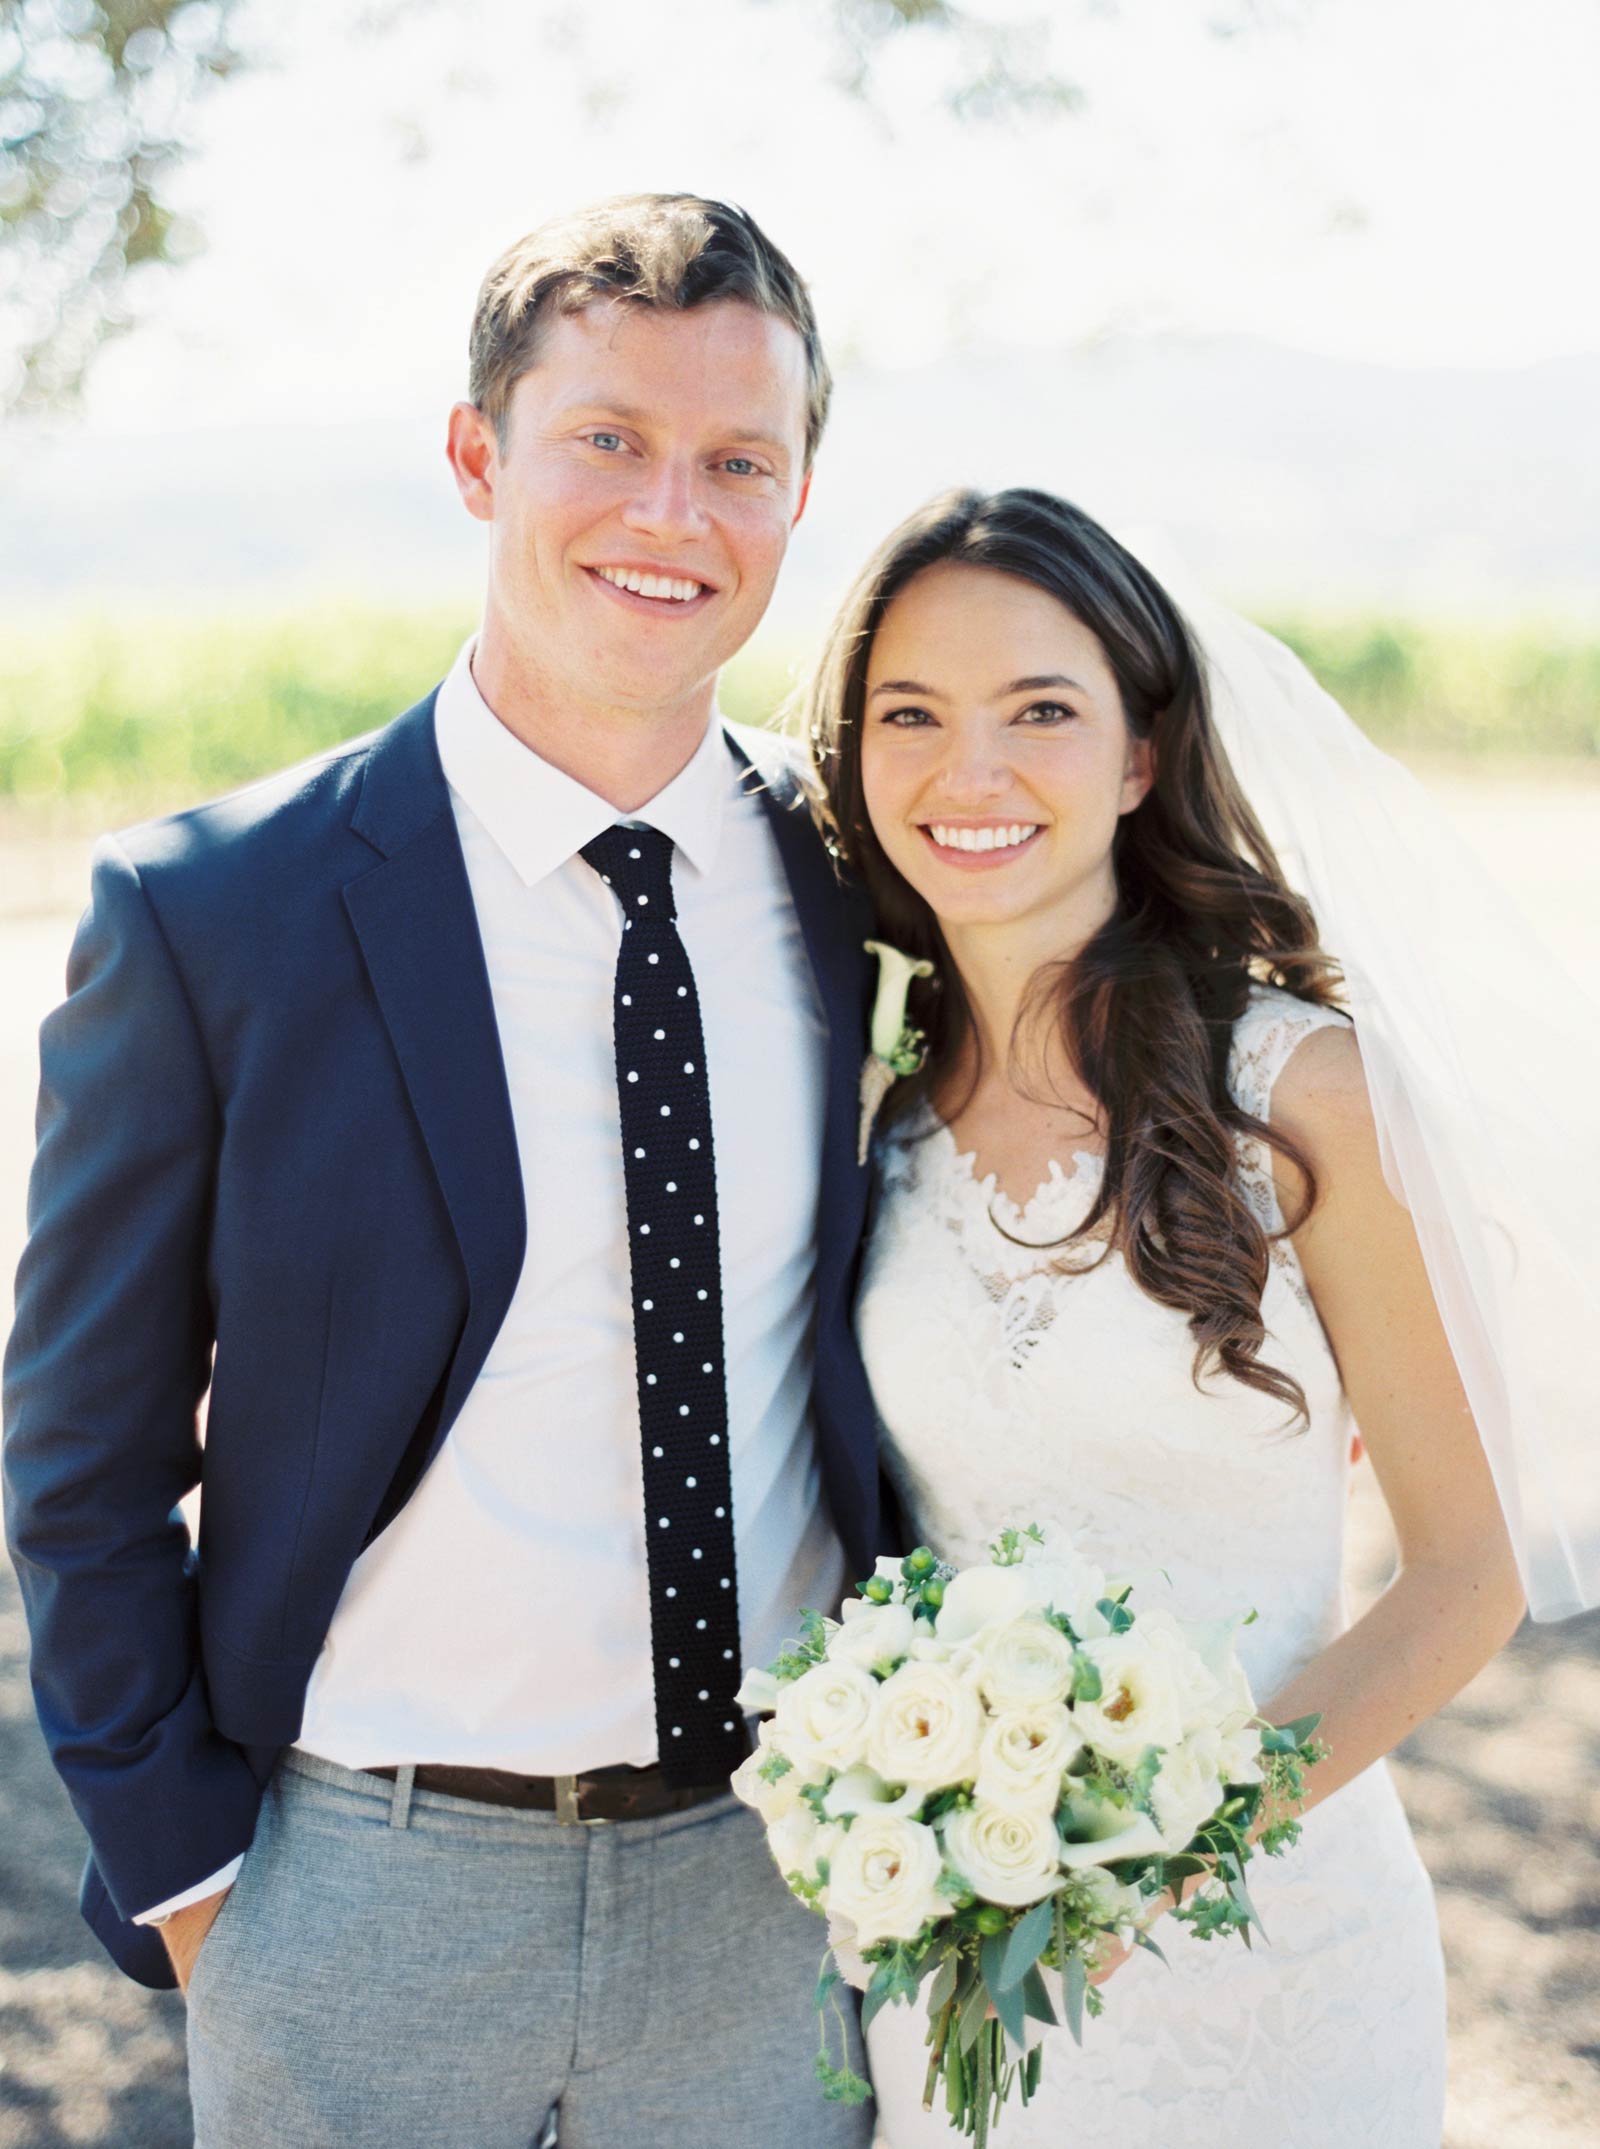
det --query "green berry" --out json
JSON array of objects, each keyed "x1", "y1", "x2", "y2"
[
  {"x1": 863, "y1": 1575, "x2": 894, "y2": 1604},
  {"x1": 973, "y1": 1905, "x2": 1008, "y2": 1935},
  {"x1": 903, "y1": 1546, "x2": 938, "y2": 1580},
  {"x1": 920, "y1": 1577, "x2": 946, "y2": 1610}
]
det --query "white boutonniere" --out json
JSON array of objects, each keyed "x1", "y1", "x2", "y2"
[{"x1": 858, "y1": 940, "x2": 935, "y2": 1164}]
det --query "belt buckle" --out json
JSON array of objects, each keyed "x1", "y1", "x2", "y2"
[{"x1": 553, "y1": 1773, "x2": 611, "y2": 1826}]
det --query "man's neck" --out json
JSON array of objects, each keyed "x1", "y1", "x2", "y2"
[{"x1": 469, "y1": 622, "x2": 717, "y2": 815}]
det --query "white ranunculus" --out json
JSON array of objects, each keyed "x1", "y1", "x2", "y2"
[
  {"x1": 1056, "y1": 1791, "x2": 1167, "y2": 1869},
  {"x1": 1072, "y1": 1630, "x2": 1186, "y2": 1764},
  {"x1": 734, "y1": 1665, "x2": 781, "y2": 1714},
  {"x1": 773, "y1": 1659, "x2": 879, "y2": 1774},
  {"x1": 823, "y1": 1764, "x2": 925, "y2": 1821},
  {"x1": 942, "y1": 1799, "x2": 1064, "y2": 1908},
  {"x1": 977, "y1": 1614, "x2": 1078, "y2": 1712},
  {"x1": 826, "y1": 1601, "x2": 918, "y2": 1676},
  {"x1": 1150, "y1": 1726, "x2": 1228, "y2": 1853},
  {"x1": 730, "y1": 1720, "x2": 811, "y2": 1823},
  {"x1": 973, "y1": 1704, "x2": 1082, "y2": 1812},
  {"x1": 866, "y1": 1660, "x2": 986, "y2": 1792},
  {"x1": 825, "y1": 1812, "x2": 947, "y2": 1948}
]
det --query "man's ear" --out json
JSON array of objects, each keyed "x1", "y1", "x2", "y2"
[
  {"x1": 1120, "y1": 733, "x2": 1155, "y2": 815},
  {"x1": 791, "y1": 467, "x2": 813, "y2": 532},
  {"x1": 446, "y1": 401, "x2": 497, "y2": 524}
]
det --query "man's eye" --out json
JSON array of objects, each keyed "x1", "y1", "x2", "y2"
[
  {"x1": 723, "y1": 456, "x2": 764, "y2": 477},
  {"x1": 588, "y1": 430, "x2": 626, "y2": 452}
]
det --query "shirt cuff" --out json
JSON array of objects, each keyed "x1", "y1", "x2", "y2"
[{"x1": 133, "y1": 1857, "x2": 245, "y2": 1926}]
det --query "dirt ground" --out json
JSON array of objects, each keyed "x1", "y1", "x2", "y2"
[{"x1": 2, "y1": 783, "x2": 1597, "y2": 2147}]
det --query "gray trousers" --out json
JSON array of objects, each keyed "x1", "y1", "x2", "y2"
[{"x1": 186, "y1": 1749, "x2": 873, "y2": 2149}]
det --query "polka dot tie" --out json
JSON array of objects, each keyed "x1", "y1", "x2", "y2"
[{"x1": 580, "y1": 824, "x2": 746, "y2": 1785}]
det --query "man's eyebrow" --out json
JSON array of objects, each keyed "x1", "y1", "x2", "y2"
[
  {"x1": 867, "y1": 673, "x2": 1087, "y2": 699},
  {"x1": 565, "y1": 403, "x2": 791, "y2": 454}
]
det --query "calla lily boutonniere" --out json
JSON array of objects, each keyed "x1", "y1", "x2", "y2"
[{"x1": 857, "y1": 940, "x2": 936, "y2": 1164}]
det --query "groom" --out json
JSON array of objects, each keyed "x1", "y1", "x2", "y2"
[{"x1": 3, "y1": 195, "x2": 883, "y2": 2145}]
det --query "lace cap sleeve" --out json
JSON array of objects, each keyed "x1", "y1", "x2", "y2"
[{"x1": 1228, "y1": 985, "x2": 1351, "y2": 1127}]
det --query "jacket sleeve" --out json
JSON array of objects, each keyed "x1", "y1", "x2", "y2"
[{"x1": 2, "y1": 838, "x2": 262, "y2": 1919}]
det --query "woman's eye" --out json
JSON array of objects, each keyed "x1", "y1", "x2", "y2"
[
  {"x1": 880, "y1": 706, "x2": 935, "y2": 728},
  {"x1": 1016, "y1": 701, "x2": 1074, "y2": 725}
]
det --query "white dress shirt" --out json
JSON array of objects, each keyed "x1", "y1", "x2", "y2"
[{"x1": 138, "y1": 642, "x2": 846, "y2": 1922}]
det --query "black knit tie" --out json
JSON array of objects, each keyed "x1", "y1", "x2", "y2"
[{"x1": 580, "y1": 824, "x2": 745, "y2": 1785}]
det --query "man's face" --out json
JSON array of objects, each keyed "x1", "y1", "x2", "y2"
[{"x1": 453, "y1": 297, "x2": 812, "y2": 718}]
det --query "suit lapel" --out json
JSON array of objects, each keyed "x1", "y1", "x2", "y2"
[
  {"x1": 736, "y1": 745, "x2": 873, "y2": 1309},
  {"x1": 343, "y1": 694, "x2": 527, "y2": 1442}
]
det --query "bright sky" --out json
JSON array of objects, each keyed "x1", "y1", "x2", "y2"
[{"x1": 78, "y1": 0, "x2": 1600, "y2": 436}]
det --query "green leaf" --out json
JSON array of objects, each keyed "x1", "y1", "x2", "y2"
[
  {"x1": 1061, "y1": 1950, "x2": 1087, "y2": 2047},
  {"x1": 813, "y1": 2052, "x2": 874, "y2": 2105},
  {"x1": 814, "y1": 1964, "x2": 841, "y2": 2010},
  {"x1": 989, "y1": 1966, "x2": 1027, "y2": 2054},
  {"x1": 1070, "y1": 1651, "x2": 1104, "y2": 1704},
  {"x1": 994, "y1": 1896, "x2": 1056, "y2": 1991},
  {"x1": 1133, "y1": 1928, "x2": 1169, "y2": 1967},
  {"x1": 957, "y1": 1964, "x2": 992, "y2": 2055},
  {"x1": 1020, "y1": 1963, "x2": 1059, "y2": 2025},
  {"x1": 926, "y1": 1949, "x2": 960, "y2": 2015}
]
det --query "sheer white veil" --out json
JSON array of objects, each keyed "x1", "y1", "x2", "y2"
[{"x1": 1155, "y1": 577, "x2": 1599, "y2": 1622}]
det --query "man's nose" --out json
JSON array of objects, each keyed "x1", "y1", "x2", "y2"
[{"x1": 620, "y1": 456, "x2": 711, "y2": 544}]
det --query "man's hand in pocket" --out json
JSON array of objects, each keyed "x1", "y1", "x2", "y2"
[{"x1": 161, "y1": 1887, "x2": 233, "y2": 1995}]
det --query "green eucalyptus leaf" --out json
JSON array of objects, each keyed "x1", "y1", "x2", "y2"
[
  {"x1": 1061, "y1": 1950, "x2": 1087, "y2": 2047},
  {"x1": 995, "y1": 1897, "x2": 1056, "y2": 1991},
  {"x1": 1020, "y1": 1962, "x2": 1059, "y2": 2025},
  {"x1": 990, "y1": 1967, "x2": 1028, "y2": 2053}
]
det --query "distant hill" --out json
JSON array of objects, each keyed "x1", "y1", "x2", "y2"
[{"x1": 7, "y1": 337, "x2": 1596, "y2": 632}]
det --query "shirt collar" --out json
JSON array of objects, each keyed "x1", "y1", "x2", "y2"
[{"x1": 433, "y1": 638, "x2": 731, "y2": 889}]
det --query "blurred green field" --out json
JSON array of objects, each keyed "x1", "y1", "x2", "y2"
[{"x1": 1, "y1": 607, "x2": 1596, "y2": 828}]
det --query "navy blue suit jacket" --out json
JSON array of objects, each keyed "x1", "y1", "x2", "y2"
[{"x1": 2, "y1": 691, "x2": 888, "y2": 1989}]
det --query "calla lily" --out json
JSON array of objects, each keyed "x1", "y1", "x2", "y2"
[{"x1": 864, "y1": 940, "x2": 935, "y2": 1072}]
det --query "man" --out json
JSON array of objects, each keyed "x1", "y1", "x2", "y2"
[{"x1": 3, "y1": 194, "x2": 884, "y2": 2146}]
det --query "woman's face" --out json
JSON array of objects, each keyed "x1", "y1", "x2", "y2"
[{"x1": 859, "y1": 562, "x2": 1153, "y2": 940}]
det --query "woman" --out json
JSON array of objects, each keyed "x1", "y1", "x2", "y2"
[{"x1": 806, "y1": 488, "x2": 1528, "y2": 2143}]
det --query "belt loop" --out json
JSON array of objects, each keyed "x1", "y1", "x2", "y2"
[
  {"x1": 388, "y1": 1762, "x2": 416, "y2": 1831},
  {"x1": 554, "y1": 1774, "x2": 582, "y2": 1826}
]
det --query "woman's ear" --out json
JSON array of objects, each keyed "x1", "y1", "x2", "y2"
[{"x1": 1120, "y1": 734, "x2": 1155, "y2": 815}]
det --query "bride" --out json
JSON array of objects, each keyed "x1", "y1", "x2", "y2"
[{"x1": 804, "y1": 486, "x2": 1531, "y2": 2143}]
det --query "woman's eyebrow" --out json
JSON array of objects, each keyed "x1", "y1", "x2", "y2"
[{"x1": 867, "y1": 673, "x2": 1087, "y2": 700}]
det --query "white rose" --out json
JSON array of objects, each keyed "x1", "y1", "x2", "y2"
[
  {"x1": 1150, "y1": 1727, "x2": 1227, "y2": 1852},
  {"x1": 730, "y1": 1720, "x2": 815, "y2": 1822},
  {"x1": 733, "y1": 1665, "x2": 781, "y2": 1713},
  {"x1": 977, "y1": 1614, "x2": 1078, "y2": 1712},
  {"x1": 934, "y1": 1563, "x2": 1037, "y2": 1645},
  {"x1": 1056, "y1": 1790, "x2": 1167, "y2": 1868},
  {"x1": 866, "y1": 1660, "x2": 986, "y2": 1791},
  {"x1": 942, "y1": 1799, "x2": 1064, "y2": 1908},
  {"x1": 973, "y1": 1705, "x2": 1082, "y2": 1813},
  {"x1": 823, "y1": 1764, "x2": 925, "y2": 1821},
  {"x1": 767, "y1": 1804, "x2": 838, "y2": 1886},
  {"x1": 826, "y1": 1601, "x2": 918, "y2": 1676},
  {"x1": 1217, "y1": 1711, "x2": 1265, "y2": 1787},
  {"x1": 1072, "y1": 1630, "x2": 1185, "y2": 1764},
  {"x1": 1132, "y1": 1608, "x2": 1221, "y2": 1731},
  {"x1": 773, "y1": 1659, "x2": 878, "y2": 1774},
  {"x1": 825, "y1": 1812, "x2": 947, "y2": 1948}
]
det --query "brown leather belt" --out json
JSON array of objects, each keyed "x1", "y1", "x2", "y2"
[{"x1": 368, "y1": 1760, "x2": 735, "y2": 1825}]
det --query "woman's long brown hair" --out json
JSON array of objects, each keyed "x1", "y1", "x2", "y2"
[{"x1": 807, "y1": 487, "x2": 1345, "y2": 1423}]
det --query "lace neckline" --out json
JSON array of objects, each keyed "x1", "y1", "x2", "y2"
[{"x1": 921, "y1": 1111, "x2": 1105, "y2": 1243}]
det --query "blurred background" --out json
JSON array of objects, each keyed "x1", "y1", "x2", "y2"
[{"x1": 1, "y1": 2, "x2": 1597, "y2": 2143}]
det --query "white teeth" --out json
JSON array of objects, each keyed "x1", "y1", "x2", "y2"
[
  {"x1": 926, "y1": 823, "x2": 1039, "y2": 853},
  {"x1": 595, "y1": 566, "x2": 705, "y2": 602}
]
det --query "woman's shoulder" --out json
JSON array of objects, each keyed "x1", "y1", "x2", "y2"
[{"x1": 1227, "y1": 981, "x2": 1355, "y2": 1128}]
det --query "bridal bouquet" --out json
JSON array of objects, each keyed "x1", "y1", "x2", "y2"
[{"x1": 732, "y1": 1525, "x2": 1324, "y2": 2144}]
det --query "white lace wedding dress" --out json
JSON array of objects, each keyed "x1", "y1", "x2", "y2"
[{"x1": 855, "y1": 987, "x2": 1446, "y2": 2146}]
